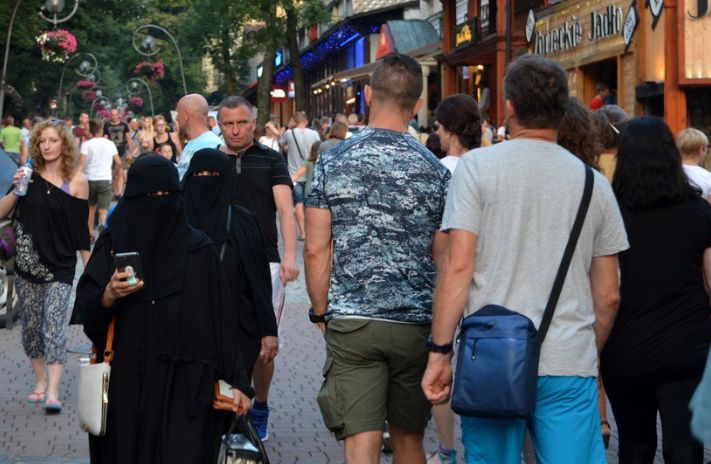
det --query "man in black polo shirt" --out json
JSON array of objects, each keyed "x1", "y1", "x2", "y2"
[{"x1": 218, "y1": 96, "x2": 299, "y2": 442}]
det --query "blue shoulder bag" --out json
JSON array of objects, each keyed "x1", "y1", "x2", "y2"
[{"x1": 451, "y1": 165, "x2": 594, "y2": 419}]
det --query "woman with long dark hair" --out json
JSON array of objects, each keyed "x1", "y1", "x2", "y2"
[
  {"x1": 434, "y1": 93, "x2": 482, "y2": 174},
  {"x1": 601, "y1": 117, "x2": 711, "y2": 463}
]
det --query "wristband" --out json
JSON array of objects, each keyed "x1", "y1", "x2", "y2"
[
  {"x1": 426, "y1": 337, "x2": 454, "y2": 354},
  {"x1": 308, "y1": 307, "x2": 328, "y2": 323}
]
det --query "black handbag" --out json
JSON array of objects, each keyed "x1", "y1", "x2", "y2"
[
  {"x1": 451, "y1": 165, "x2": 594, "y2": 419},
  {"x1": 218, "y1": 414, "x2": 270, "y2": 464}
]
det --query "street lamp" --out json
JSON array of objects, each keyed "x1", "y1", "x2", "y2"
[
  {"x1": 132, "y1": 24, "x2": 188, "y2": 95},
  {"x1": 127, "y1": 78, "x2": 155, "y2": 118},
  {"x1": 0, "y1": 0, "x2": 81, "y2": 119},
  {"x1": 39, "y1": 0, "x2": 80, "y2": 26},
  {"x1": 57, "y1": 52, "x2": 97, "y2": 115},
  {"x1": 90, "y1": 94, "x2": 110, "y2": 119}
]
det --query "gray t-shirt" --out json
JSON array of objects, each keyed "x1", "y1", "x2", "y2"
[
  {"x1": 442, "y1": 138, "x2": 628, "y2": 377},
  {"x1": 280, "y1": 127, "x2": 321, "y2": 179}
]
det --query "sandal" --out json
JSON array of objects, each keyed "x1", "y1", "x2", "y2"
[
  {"x1": 601, "y1": 420, "x2": 611, "y2": 449},
  {"x1": 27, "y1": 390, "x2": 46, "y2": 403},
  {"x1": 44, "y1": 398, "x2": 63, "y2": 414}
]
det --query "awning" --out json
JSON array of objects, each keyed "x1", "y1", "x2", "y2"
[{"x1": 312, "y1": 19, "x2": 441, "y2": 90}]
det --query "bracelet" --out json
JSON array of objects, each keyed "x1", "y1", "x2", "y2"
[{"x1": 426, "y1": 337, "x2": 454, "y2": 354}]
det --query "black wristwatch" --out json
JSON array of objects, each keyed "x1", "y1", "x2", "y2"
[
  {"x1": 308, "y1": 307, "x2": 328, "y2": 324},
  {"x1": 426, "y1": 337, "x2": 454, "y2": 354}
]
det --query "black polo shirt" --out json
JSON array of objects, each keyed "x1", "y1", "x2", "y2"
[{"x1": 228, "y1": 141, "x2": 292, "y2": 263}]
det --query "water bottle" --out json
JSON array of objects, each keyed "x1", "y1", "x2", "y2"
[{"x1": 14, "y1": 160, "x2": 33, "y2": 197}]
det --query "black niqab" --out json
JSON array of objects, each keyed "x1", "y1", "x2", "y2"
[
  {"x1": 182, "y1": 148, "x2": 233, "y2": 246},
  {"x1": 108, "y1": 155, "x2": 189, "y2": 301}
]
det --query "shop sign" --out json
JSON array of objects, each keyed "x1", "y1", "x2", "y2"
[
  {"x1": 526, "y1": 10, "x2": 536, "y2": 43},
  {"x1": 623, "y1": 1, "x2": 639, "y2": 52},
  {"x1": 454, "y1": 18, "x2": 478, "y2": 49},
  {"x1": 270, "y1": 86, "x2": 286, "y2": 102},
  {"x1": 647, "y1": 0, "x2": 664, "y2": 29},
  {"x1": 681, "y1": 0, "x2": 711, "y2": 81},
  {"x1": 532, "y1": 0, "x2": 627, "y2": 58}
]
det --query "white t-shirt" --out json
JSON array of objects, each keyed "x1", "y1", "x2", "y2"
[
  {"x1": 280, "y1": 127, "x2": 321, "y2": 179},
  {"x1": 440, "y1": 155, "x2": 461, "y2": 174},
  {"x1": 442, "y1": 138, "x2": 629, "y2": 377},
  {"x1": 259, "y1": 136, "x2": 280, "y2": 152},
  {"x1": 683, "y1": 164, "x2": 711, "y2": 200},
  {"x1": 81, "y1": 137, "x2": 118, "y2": 181}
]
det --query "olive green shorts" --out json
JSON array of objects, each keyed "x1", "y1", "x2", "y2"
[{"x1": 317, "y1": 318, "x2": 432, "y2": 440}]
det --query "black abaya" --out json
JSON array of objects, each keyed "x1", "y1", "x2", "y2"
[
  {"x1": 77, "y1": 231, "x2": 252, "y2": 464},
  {"x1": 183, "y1": 149, "x2": 276, "y2": 376},
  {"x1": 76, "y1": 155, "x2": 253, "y2": 464}
]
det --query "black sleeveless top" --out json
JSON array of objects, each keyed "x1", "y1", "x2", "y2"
[{"x1": 154, "y1": 134, "x2": 178, "y2": 163}]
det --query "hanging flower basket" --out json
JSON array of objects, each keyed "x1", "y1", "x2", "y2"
[
  {"x1": 81, "y1": 90, "x2": 97, "y2": 102},
  {"x1": 76, "y1": 79, "x2": 97, "y2": 90},
  {"x1": 97, "y1": 109, "x2": 111, "y2": 120},
  {"x1": 134, "y1": 61, "x2": 165, "y2": 82},
  {"x1": 129, "y1": 96, "x2": 144, "y2": 110},
  {"x1": 36, "y1": 29, "x2": 77, "y2": 63}
]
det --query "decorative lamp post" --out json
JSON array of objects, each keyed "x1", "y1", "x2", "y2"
[
  {"x1": 127, "y1": 78, "x2": 155, "y2": 118},
  {"x1": 132, "y1": 24, "x2": 187, "y2": 95},
  {"x1": 57, "y1": 52, "x2": 97, "y2": 115},
  {"x1": 0, "y1": 0, "x2": 81, "y2": 119}
]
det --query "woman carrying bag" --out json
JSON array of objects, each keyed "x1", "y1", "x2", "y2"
[{"x1": 75, "y1": 155, "x2": 253, "y2": 463}]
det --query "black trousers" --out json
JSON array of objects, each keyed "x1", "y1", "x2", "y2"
[{"x1": 601, "y1": 348, "x2": 707, "y2": 464}]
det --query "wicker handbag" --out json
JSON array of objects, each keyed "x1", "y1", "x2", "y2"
[{"x1": 78, "y1": 318, "x2": 115, "y2": 436}]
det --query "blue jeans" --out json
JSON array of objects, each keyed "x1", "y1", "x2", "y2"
[{"x1": 461, "y1": 376, "x2": 605, "y2": 464}]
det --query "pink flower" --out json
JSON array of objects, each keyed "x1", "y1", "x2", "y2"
[
  {"x1": 76, "y1": 79, "x2": 97, "y2": 90},
  {"x1": 134, "y1": 60, "x2": 165, "y2": 82}
]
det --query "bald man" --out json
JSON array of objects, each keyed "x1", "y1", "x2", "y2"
[{"x1": 175, "y1": 94, "x2": 222, "y2": 179}]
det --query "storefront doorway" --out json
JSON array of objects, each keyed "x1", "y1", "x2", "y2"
[
  {"x1": 457, "y1": 65, "x2": 491, "y2": 118},
  {"x1": 580, "y1": 58, "x2": 618, "y2": 107}
]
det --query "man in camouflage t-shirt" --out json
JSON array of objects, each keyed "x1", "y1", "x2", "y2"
[{"x1": 304, "y1": 54, "x2": 450, "y2": 463}]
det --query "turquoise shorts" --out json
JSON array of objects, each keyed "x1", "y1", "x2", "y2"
[{"x1": 461, "y1": 376, "x2": 605, "y2": 464}]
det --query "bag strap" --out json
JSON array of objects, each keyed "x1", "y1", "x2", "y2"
[
  {"x1": 536, "y1": 165, "x2": 594, "y2": 344},
  {"x1": 290, "y1": 128, "x2": 305, "y2": 161},
  {"x1": 103, "y1": 317, "x2": 116, "y2": 363}
]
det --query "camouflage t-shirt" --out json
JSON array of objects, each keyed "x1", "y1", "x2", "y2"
[{"x1": 306, "y1": 127, "x2": 451, "y2": 323}]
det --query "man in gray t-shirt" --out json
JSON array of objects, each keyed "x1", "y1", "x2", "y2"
[
  {"x1": 421, "y1": 55, "x2": 628, "y2": 463},
  {"x1": 280, "y1": 111, "x2": 320, "y2": 239}
]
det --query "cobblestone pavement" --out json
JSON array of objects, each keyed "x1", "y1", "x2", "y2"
[{"x1": 0, "y1": 241, "x2": 708, "y2": 463}]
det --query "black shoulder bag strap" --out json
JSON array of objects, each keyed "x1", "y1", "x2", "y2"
[
  {"x1": 536, "y1": 165, "x2": 594, "y2": 344},
  {"x1": 290, "y1": 128, "x2": 306, "y2": 162}
]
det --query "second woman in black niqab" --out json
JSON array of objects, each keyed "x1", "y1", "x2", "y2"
[
  {"x1": 183, "y1": 148, "x2": 276, "y2": 377},
  {"x1": 75, "y1": 155, "x2": 253, "y2": 464}
]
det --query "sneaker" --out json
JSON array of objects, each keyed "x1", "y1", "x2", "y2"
[
  {"x1": 426, "y1": 448, "x2": 457, "y2": 464},
  {"x1": 249, "y1": 407, "x2": 269, "y2": 442}
]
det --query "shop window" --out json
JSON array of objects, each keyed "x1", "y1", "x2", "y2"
[
  {"x1": 355, "y1": 38, "x2": 365, "y2": 67},
  {"x1": 689, "y1": 89, "x2": 711, "y2": 139},
  {"x1": 580, "y1": 58, "x2": 618, "y2": 107}
]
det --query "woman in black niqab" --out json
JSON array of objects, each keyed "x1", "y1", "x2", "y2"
[
  {"x1": 183, "y1": 148, "x2": 276, "y2": 377},
  {"x1": 75, "y1": 155, "x2": 253, "y2": 464}
]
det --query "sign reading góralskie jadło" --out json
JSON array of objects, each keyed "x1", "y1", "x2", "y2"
[{"x1": 532, "y1": 0, "x2": 628, "y2": 57}]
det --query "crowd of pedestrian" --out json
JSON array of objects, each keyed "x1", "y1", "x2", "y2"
[{"x1": 3, "y1": 51, "x2": 711, "y2": 464}]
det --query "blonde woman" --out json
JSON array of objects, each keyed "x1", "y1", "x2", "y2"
[
  {"x1": 132, "y1": 116, "x2": 154, "y2": 158},
  {"x1": 0, "y1": 120, "x2": 90, "y2": 413},
  {"x1": 678, "y1": 128, "x2": 711, "y2": 203}
]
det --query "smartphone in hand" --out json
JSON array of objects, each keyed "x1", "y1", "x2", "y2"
[{"x1": 114, "y1": 252, "x2": 143, "y2": 286}]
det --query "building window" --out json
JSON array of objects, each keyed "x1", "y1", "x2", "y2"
[
  {"x1": 480, "y1": 0, "x2": 489, "y2": 32},
  {"x1": 456, "y1": 0, "x2": 468, "y2": 25}
]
